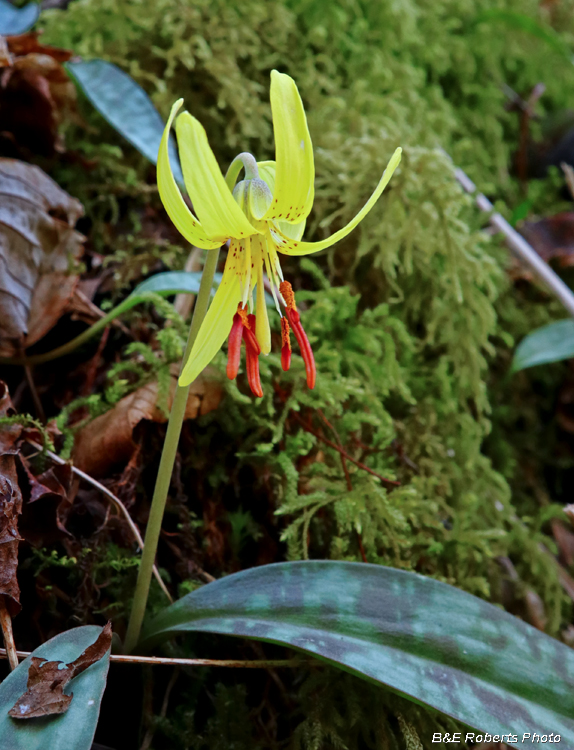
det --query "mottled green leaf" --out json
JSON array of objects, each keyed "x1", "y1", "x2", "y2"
[
  {"x1": 132, "y1": 271, "x2": 273, "y2": 305},
  {"x1": 65, "y1": 60, "x2": 184, "y2": 185},
  {"x1": 141, "y1": 562, "x2": 574, "y2": 749},
  {"x1": 133, "y1": 271, "x2": 220, "y2": 298},
  {"x1": 0, "y1": 626, "x2": 110, "y2": 749},
  {"x1": 0, "y1": 0, "x2": 39, "y2": 35},
  {"x1": 512, "y1": 319, "x2": 574, "y2": 372}
]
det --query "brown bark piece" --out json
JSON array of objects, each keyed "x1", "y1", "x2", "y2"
[
  {"x1": 0, "y1": 159, "x2": 84, "y2": 356},
  {"x1": 8, "y1": 622, "x2": 112, "y2": 719},
  {"x1": 72, "y1": 366, "x2": 223, "y2": 477}
]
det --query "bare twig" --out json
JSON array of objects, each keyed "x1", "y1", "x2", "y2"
[
  {"x1": 450, "y1": 159, "x2": 574, "y2": 317},
  {"x1": 27, "y1": 440, "x2": 173, "y2": 603},
  {"x1": 0, "y1": 598, "x2": 18, "y2": 671},
  {"x1": 0, "y1": 648, "x2": 305, "y2": 668},
  {"x1": 291, "y1": 412, "x2": 400, "y2": 488},
  {"x1": 23, "y1": 366, "x2": 45, "y2": 424}
]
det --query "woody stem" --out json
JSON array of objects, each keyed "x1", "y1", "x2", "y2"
[{"x1": 124, "y1": 247, "x2": 221, "y2": 653}]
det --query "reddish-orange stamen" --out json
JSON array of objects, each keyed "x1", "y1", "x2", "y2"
[
  {"x1": 243, "y1": 313, "x2": 263, "y2": 397},
  {"x1": 281, "y1": 316, "x2": 291, "y2": 371},
  {"x1": 226, "y1": 312, "x2": 243, "y2": 380},
  {"x1": 286, "y1": 307, "x2": 316, "y2": 389},
  {"x1": 240, "y1": 308, "x2": 260, "y2": 355}
]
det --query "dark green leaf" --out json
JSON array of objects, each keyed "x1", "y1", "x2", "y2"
[
  {"x1": 65, "y1": 60, "x2": 184, "y2": 185},
  {"x1": 141, "y1": 561, "x2": 574, "y2": 748},
  {"x1": 0, "y1": 626, "x2": 110, "y2": 749},
  {"x1": 512, "y1": 319, "x2": 574, "y2": 372},
  {"x1": 0, "y1": 0, "x2": 39, "y2": 35}
]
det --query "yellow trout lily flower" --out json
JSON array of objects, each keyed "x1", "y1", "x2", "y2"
[{"x1": 158, "y1": 70, "x2": 401, "y2": 396}]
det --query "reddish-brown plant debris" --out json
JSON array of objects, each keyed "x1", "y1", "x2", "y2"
[
  {"x1": 0, "y1": 382, "x2": 24, "y2": 617},
  {"x1": 9, "y1": 622, "x2": 112, "y2": 719},
  {"x1": 0, "y1": 32, "x2": 76, "y2": 157},
  {"x1": 72, "y1": 364, "x2": 223, "y2": 477}
]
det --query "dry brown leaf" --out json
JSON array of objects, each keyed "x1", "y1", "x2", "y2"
[
  {"x1": 520, "y1": 212, "x2": 574, "y2": 268},
  {"x1": 0, "y1": 382, "x2": 23, "y2": 616},
  {"x1": 0, "y1": 159, "x2": 84, "y2": 356},
  {"x1": 0, "y1": 32, "x2": 76, "y2": 156},
  {"x1": 9, "y1": 622, "x2": 112, "y2": 719},
  {"x1": 72, "y1": 365, "x2": 223, "y2": 477}
]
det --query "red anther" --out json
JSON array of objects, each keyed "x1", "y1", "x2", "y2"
[
  {"x1": 242, "y1": 325, "x2": 261, "y2": 356},
  {"x1": 286, "y1": 308, "x2": 316, "y2": 389},
  {"x1": 235, "y1": 310, "x2": 259, "y2": 355},
  {"x1": 226, "y1": 312, "x2": 244, "y2": 380},
  {"x1": 243, "y1": 313, "x2": 263, "y2": 397},
  {"x1": 281, "y1": 316, "x2": 291, "y2": 371},
  {"x1": 281, "y1": 345, "x2": 292, "y2": 371}
]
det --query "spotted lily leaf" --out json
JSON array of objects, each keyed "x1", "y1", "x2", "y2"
[
  {"x1": 132, "y1": 271, "x2": 273, "y2": 305},
  {"x1": 511, "y1": 319, "x2": 574, "y2": 372},
  {"x1": 140, "y1": 561, "x2": 574, "y2": 749},
  {"x1": 0, "y1": 0, "x2": 39, "y2": 35},
  {"x1": 0, "y1": 626, "x2": 110, "y2": 749},
  {"x1": 133, "y1": 271, "x2": 221, "y2": 298},
  {"x1": 65, "y1": 60, "x2": 184, "y2": 185}
]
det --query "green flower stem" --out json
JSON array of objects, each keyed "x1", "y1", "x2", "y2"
[{"x1": 124, "y1": 247, "x2": 221, "y2": 654}]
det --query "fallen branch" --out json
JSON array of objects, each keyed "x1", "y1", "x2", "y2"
[
  {"x1": 451, "y1": 159, "x2": 574, "y2": 317},
  {"x1": 0, "y1": 648, "x2": 305, "y2": 669}
]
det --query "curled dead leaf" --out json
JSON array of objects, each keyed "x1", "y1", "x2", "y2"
[
  {"x1": 8, "y1": 622, "x2": 112, "y2": 719},
  {"x1": 0, "y1": 32, "x2": 76, "y2": 156},
  {"x1": 72, "y1": 365, "x2": 223, "y2": 477},
  {"x1": 0, "y1": 159, "x2": 84, "y2": 356}
]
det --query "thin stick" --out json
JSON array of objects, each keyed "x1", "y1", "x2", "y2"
[
  {"x1": 27, "y1": 440, "x2": 172, "y2": 604},
  {"x1": 292, "y1": 412, "x2": 400, "y2": 487},
  {"x1": 23, "y1": 366, "x2": 46, "y2": 423},
  {"x1": 124, "y1": 247, "x2": 221, "y2": 654},
  {"x1": 0, "y1": 648, "x2": 304, "y2": 668},
  {"x1": 451, "y1": 161, "x2": 574, "y2": 317},
  {"x1": 0, "y1": 598, "x2": 18, "y2": 671}
]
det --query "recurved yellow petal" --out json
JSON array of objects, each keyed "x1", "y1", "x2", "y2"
[
  {"x1": 179, "y1": 259, "x2": 242, "y2": 387},
  {"x1": 269, "y1": 147, "x2": 402, "y2": 256},
  {"x1": 261, "y1": 71, "x2": 314, "y2": 225},
  {"x1": 258, "y1": 161, "x2": 306, "y2": 240},
  {"x1": 157, "y1": 100, "x2": 221, "y2": 250},
  {"x1": 175, "y1": 112, "x2": 260, "y2": 242}
]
